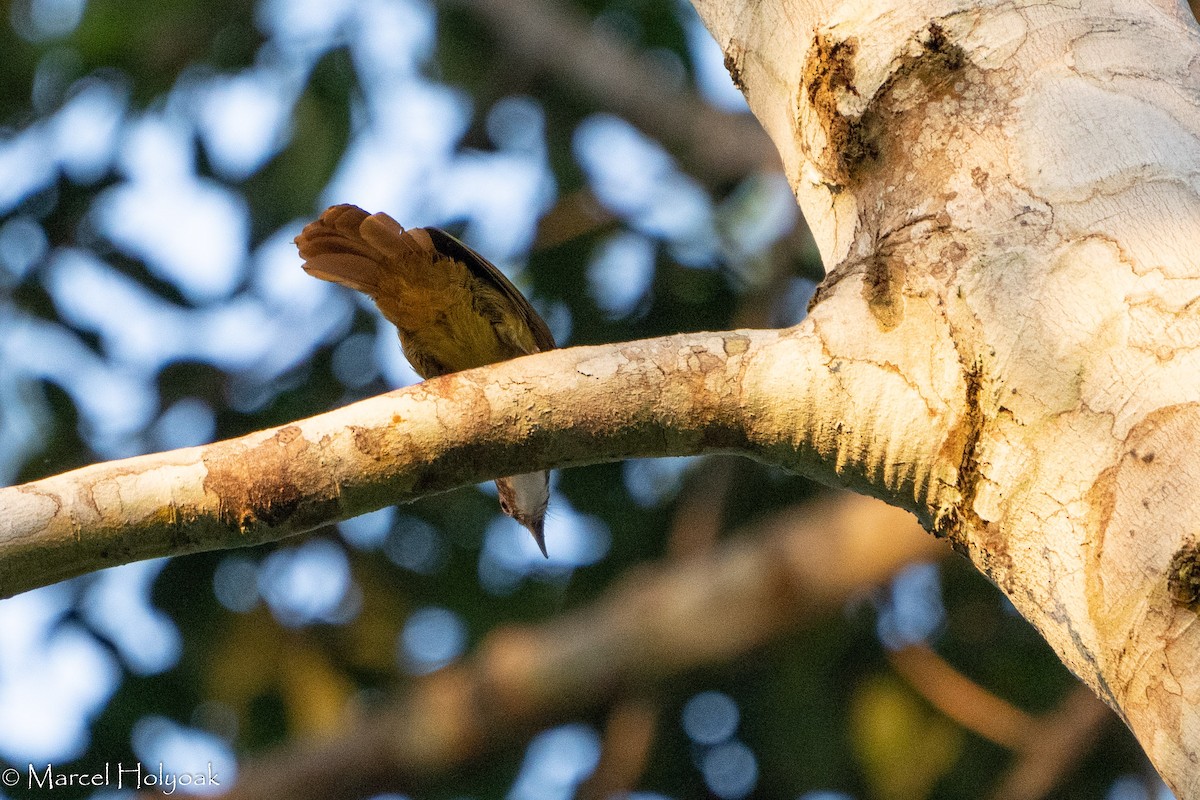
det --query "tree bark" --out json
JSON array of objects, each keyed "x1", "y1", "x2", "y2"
[
  {"x1": 0, "y1": 323, "x2": 960, "y2": 598},
  {"x1": 689, "y1": 0, "x2": 1200, "y2": 793}
]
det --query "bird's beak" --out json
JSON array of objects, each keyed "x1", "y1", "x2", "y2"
[{"x1": 525, "y1": 516, "x2": 548, "y2": 559}]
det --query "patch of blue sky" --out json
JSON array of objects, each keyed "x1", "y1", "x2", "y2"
[
  {"x1": 0, "y1": 56, "x2": 124, "y2": 214},
  {"x1": 398, "y1": 606, "x2": 467, "y2": 674},
  {"x1": 508, "y1": 724, "x2": 601, "y2": 800},
  {"x1": 432, "y1": 148, "x2": 556, "y2": 261},
  {"x1": 1106, "y1": 775, "x2": 1158, "y2": 800},
  {"x1": 95, "y1": 111, "x2": 249, "y2": 303},
  {"x1": 373, "y1": 318, "x2": 423, "y2": 388},
  {"x1": 0, "y1": 216, "x2": 48, "y2": 283},
  {"x1": 258, "y1": 539, "x2": 356, "y2": 628},
  {"x1": 683, "y1": 691, "x2": 740, "y2": 745},
  {"x1": 51, "y1": 75, "x2": 128, "y2": 184},
  {"x1": 347, "y1": 0, "x2": 437, "y2": 82},
  {"x1": 131, "y1": 715, "x2": 235, "y2": 795},
  {"x1": 0, "y1": 362, "x2": 47, "y2": 486},
  {"x1": 573, "y1": 114, "x2": 719, "y2": 266},
  {"x1": 427, "y1": 96, "x2": 554, "y2": 262},
  {"x1": 255, "y1": 0, "x2": 357, "y2": 55},
  {"x1": 876, "y1": 562, "x2": 946, "y2": 650},
  {"x1": 47, "y1": 249, "x2": 187, "y2": 367},
  {"x1": 113, "y1": 108, "x2": 190, "y2": 178},
  {"x1": 322, "y1": 81, "x2": 471, "y2": 219},
  {"x1": 48, "y1": 246, "x2": 350, "y2": 385},
  {"x1": 149, "y1": 398, "x2": 217, "y2": 451},
  {"x1": 0, "y1": 311, "x2": 157, "y2": 457},
  {"x1": 331, "y1": 332, "x2": 380, "y2": 389},
  {"x1": 677, "y1": 3, "x2": 749, "y2": 113},
  {"x1": 542, "y1": 300, "x2": 573, "y2": 347},
  {"x1": 195, "y1": 66, "x2": 298, "y2": 182},
  {"x1": 339, "y1": 505, "x2": 396, "y2": 549},
  {"x1": 252, "y1": 223, "x2": 342, "y2": 315},
  {"x1": 383, "y1": 515, "x2": 446, "y2": 575},
  {"x1": 701, "y1": 740, "x2": 758, "y2": 800},
  {"x1": 0, "y1": 586, "x2": 120, "y2": 763},
  {"x1": 0, "y1": 586, "x2": 73, "y2": 676},
  {"x1": 251, "y1": 225, "x2": 358, "y2": 380},
  {"x1": 776, "y1": 277, "x2": 820, "y2": 327},
  {"x1": 0, "y1": 126, "x2": 57, "y2": 214},
  {"x1": 81, "y1": 559, "x2": 181, "y2": 676},
  {"x1": 716, "y1": 173, "x2": 799, "y2": 261},
  {"x1": 487, "y1": 96, "x2": 546, "y2": 155},
  {"x1": 478, "y1": 494, "x2": 611, "y2": 595},
  {"x1": 11, "y1": 0, "x2": 87, "y2": 41},
  {"x1": 195, "y1": 297, "x2": 294, "y2": 371},
  {"x1": 212, "y1": 556, "x2": 260, "y2": 614},
  {"x1": 623, "y1": 456, "x2": 701, "y2": 508},
  {"x1": 1154, "y1": 780, "x2": 1178, "y2": 800},
  {"x1": 588, "y1": 229, "x2": 656, "y2": 318},
  {"x1": 71, "y1": 365, "x2": 157, "y2": 458}
]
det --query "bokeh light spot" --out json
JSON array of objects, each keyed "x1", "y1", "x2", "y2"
[
  {"x1": 398, "y1": 606, "x2": 467, "y2": 674},
  {"x1": 701, "y1": 740, "x2": 758, "y2": 800},
  {"x1": 258, "y1": 540, "x2": 352, "y2": 627},
  {"x1": 682, "y1": 691, "x2": 739, "y2": 745}
]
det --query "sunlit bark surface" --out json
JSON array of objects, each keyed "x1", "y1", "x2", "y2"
[{"x1": 690, "y1": 0, "x2": 1200, "y2": 792}]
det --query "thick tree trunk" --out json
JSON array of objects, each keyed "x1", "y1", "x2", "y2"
[{"x1": 689, "y1": 0, "x2": 1200, "y2": 793}]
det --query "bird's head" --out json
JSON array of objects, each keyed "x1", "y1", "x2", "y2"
[{"x1": 496, "y1": 472, "x2": 550, "y2": 558}]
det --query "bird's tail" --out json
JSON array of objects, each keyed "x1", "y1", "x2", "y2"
[
  {"x1": 297, "y1": 204, "x2": 466, "y2": 338},
  {"x1": 295, "y1": 203, "x2": 438, "y2": 296}
]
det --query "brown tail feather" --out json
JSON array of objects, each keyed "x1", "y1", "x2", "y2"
[
  {"x1": 296, "y1": 204, "x2": 455, "y2": 300},
  {"x1": 358, "y1": 212, "x2": 455, "y2": 301},
  {"x1": 297, "y1": 204, "x2": 472, "y2": 336},
  {"x1": 359, "y1": 211, "x2": 426, "y2": 260},
  {"x1": 295, "y1": 204, "x2": 387, "y2": 294}
]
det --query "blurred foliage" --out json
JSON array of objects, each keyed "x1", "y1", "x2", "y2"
[{"x1": 0, "y1": 0, "x2": 1168, "y2": 799}]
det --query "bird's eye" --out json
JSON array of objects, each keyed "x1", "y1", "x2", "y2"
[{"x1": 499, "y1": 498, "x2": 511, "y2": 514}]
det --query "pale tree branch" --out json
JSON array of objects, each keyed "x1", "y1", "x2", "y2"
[
  {"x1": 9, "y1": 0, "x2": 1198, "y2": 790},
  {"x1": 888, "y1": 645, "x2": 1038, "y2": 751},
  {"x1": 574, "y1": 696, "x2": 660, "y2": 800},
  {"x1": 0, "y1": 332, "x2": 760, "y2": 598},
  {"x1": 205, "y1": 493, "x2": 943, "y2": 800},
  {"x1": 2, "y1": 318, "x2": 963, "y2": 599}
]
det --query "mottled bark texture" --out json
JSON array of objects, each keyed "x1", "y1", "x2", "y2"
[{"x1": 691, "y1": 0, "x2": 1200, "y2": 793}]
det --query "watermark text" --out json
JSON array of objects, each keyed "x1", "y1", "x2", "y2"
[{"x1": 2, "y1": 762, "x2": 220, "y2": 794}]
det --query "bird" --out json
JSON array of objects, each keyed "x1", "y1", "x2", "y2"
[{"x1": 295, "y1": 203, "x2": 556, "y2": 556}]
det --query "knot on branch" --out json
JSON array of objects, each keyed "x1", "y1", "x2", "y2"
[{"x1": 1167, "y1": 542, "x2": 1200, "y2": 611}]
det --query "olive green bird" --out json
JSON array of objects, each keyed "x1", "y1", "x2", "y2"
[{"x1": 295, "y1": 204, "x2": 555, "y2": 556}]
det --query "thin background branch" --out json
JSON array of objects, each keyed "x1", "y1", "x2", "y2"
[
  {"x1": 209, "y1": 493, "x2": 943, "y2": 799},
  {"x1": 462, "y1": 0, "x2": 781, "y2": 182}
]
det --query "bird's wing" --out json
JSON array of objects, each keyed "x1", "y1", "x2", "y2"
[{"x1": 424, "y1": 228, "x2": 557, "y2": 354}]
